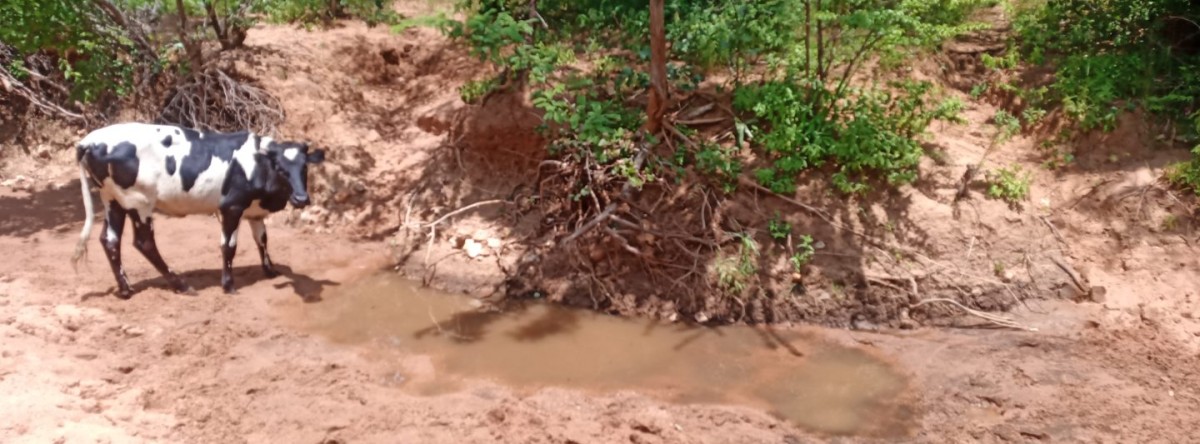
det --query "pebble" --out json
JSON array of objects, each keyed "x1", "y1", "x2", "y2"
[
  {"x1": 120, "y1": 324, "x2": 146, "y2": 338},
  {"x1": 464, "y1": 239, "x2": 483, "y2": 258}
]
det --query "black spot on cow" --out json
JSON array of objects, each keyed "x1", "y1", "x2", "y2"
[
  {"x1": 81, "y1": 142, "x2": 139, "y2": 189},
  {"x1": 108, "y1": 142, "x2": 140, "y2": 188},
  {"x1": 177, "y1": 126, "x2": 202, "y2": 142},
  {"x1": 80, "y1": 143, "x2": 109, "y2": 187},
  {"x1": 178, "y1": 131, "x2": 249, "y2": 192},
  {"x1": 165, "y1": 156, "x2": 177, "y2": 175},
  {"x1": 161, "y1": 135, "x2": 172, "y2": 147}
]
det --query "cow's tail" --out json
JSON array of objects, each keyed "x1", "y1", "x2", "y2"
[{"x1": 72, "y1": 154, "x2": 94, "y2": 272}]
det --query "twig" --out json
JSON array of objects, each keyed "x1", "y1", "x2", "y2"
[
  {"x1": 604, "y1": 226, "x2": 642, "y2": 255},
  {"x1": 422, "y1": 200, "x2": 510, "y2": 228},
  {"x1": 911, "y1": 298, "x2": 1036, "y2": 331},
  {"x1": 674, "y1": 116, "x2": 730, "y2": 126},
  {"x1": 1039, "y1": 215, "x2": 1068, "y2": 249},
  {"x1": 1050, "y1": 256, "x2": 1087, "y2": 293}
]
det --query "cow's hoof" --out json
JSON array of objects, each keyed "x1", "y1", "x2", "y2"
[
  {"x1": 115, "y1": 289, "x2": 134, "y2": 300},
  {"x1": 263, "y1": 268, "x2": 281, "y2": 279},
  {"x1": 222, "y1": 286, "x2": 237, "y2": 295},
  {"x1": 174, "y1": 285, "x2": 197, "y2": 296}
]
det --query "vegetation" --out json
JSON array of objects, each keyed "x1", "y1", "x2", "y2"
[
  {"x1": 445, "y1": 0, "x2": 988, "y2": 195},
  {"x1": 985, "y1": 164, "x2": 1031, "y2": 204},
  {"x1": 0, "y1": 0, "x2": 399, "y2": 128},
  {"x1": 984, "y1": 0, "x2": 1200, "y2": 192}
]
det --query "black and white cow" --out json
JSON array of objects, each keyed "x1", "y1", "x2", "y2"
[{"x1": 71, "y1": 122, "x2": 325, "y2": 298}]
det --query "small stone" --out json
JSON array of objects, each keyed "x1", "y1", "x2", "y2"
[
  {"x1": 1088, "y1": 286, "x2": 1107, "y2": 304},
  {"x1": 464, "y1": 239, "x2": 483, "y2": 258},
  {"x1": 120, "y1": 325, "x2": 145, "y2": 337},
  {"x1": 971, "y1": 288, "x2": 983, "y2": 296},
  {"x1": 1000, "y1": 270, "x2": 1015, "y2": 283},
  {"x1": 813, "y1": 240, "x2": 826, "y2": 250},
  {"x1": 694, "y1": 312, "x2": 709, "y2": 323},
  {"x1": 486, "y1": 238, "x2": 502, "y2": 249}
]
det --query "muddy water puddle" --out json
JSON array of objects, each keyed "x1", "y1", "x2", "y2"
[{"x1": 294, "y1": 273, "x2": 916, "y2": 437}]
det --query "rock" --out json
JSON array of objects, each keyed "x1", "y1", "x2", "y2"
[
  {"x1": 464, "y1": 239, "x2": 483, "y2": 258},
  {"x1": 1088, "y1": 286, "x2": 1107, "y2": 304},
  {"x1": 120, "y1": 324, "x2": 145, "y2": 338},
  {"x1": 485, "y1": 238, "x2": 502, "y2": 249},
  {"x1": 813, "y1": 240, "x2": 826, "y2": 250},
  {"x1": 1000, "y1": 269, "x2": 1015, "y2": 283}
]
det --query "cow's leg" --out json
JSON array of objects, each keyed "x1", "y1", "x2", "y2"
[
  {"x1": 100, "y1": 202, "x2": 133, "y2": 299},
  {"x1": 219, "y1": 207, "x2": 244, "y2": 294},
  {"x1": 128, "y1": 210, "x2": 195, "y2": 295},
  {"x1": 247, "y1": 218, "x2": 280, "y2": 278}
]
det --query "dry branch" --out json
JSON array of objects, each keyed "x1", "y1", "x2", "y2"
[{"x1": 0, "y1": 67, "x2": 85, "y2": 121}]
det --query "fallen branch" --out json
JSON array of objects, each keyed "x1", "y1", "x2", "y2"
[{"x1": 911, "y1": 298, "x2": 1037, "y2": 331}]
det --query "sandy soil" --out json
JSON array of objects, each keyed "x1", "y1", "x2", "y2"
[{"x1": 3, "y1": 3, "x2": 1200, "y2": 443}]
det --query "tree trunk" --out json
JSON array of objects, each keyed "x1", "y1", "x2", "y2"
[
  {"x1": 646, "y1": 0, "x2": 668, "y2": 134},
  {"x1": 204, "y1": 1, "x2": 248, "y2": 50},
  {"x1": 175, "y1": 0, "x2": 203, "y2": 74}
]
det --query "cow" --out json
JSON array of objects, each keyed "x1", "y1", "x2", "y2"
[{"x1": 70, "y1": 122, "x2": 325, "y2": 298}]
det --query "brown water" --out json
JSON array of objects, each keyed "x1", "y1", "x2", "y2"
[{"x1": 294, "y1": 273, "x2": 916, "y2": 437}]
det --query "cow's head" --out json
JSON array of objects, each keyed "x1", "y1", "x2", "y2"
[{"x1": 264, "y1": 140, "x2": 325, "y2": 208}]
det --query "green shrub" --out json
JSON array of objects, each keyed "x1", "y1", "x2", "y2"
[{"x1": 985, "y1": 164, "x2": 1031, "y2": 204}]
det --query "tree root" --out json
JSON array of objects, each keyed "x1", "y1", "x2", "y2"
[{"x1": 160, "y1": 67, "x2": 284, "y2": 134}]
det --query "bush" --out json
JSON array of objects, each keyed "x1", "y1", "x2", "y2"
[
  {"x1": 985, "y1": 164, "x2": 1031, "y2": 204},
  {"x1": 1011, "y1": 0, "x2": 1200, "y2": 133}
]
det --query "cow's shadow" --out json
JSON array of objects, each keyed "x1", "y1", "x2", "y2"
[{"x1": 81, "y1": 264, "x2": 338, "y2": 302}]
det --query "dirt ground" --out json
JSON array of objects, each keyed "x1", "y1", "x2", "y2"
[{"x1": 3, "y1": 3, "x2": 1200, "y2": 443}]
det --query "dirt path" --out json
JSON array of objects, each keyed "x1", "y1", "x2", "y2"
[{"x1": 2, "y1": 175, "x2": 1199, "y2": 443}]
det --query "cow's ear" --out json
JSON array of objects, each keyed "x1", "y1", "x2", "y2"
[{"x1": 307, "y1": 149, "x2": 325, "y2": 164}]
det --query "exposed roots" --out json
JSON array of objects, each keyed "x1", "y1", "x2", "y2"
[
  {"x1": 910, "y1": 298, "x2": 1037, "y2": 331},
  {"x1": 160, "y1": 67, "x2": 284, "y2": 135}
]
